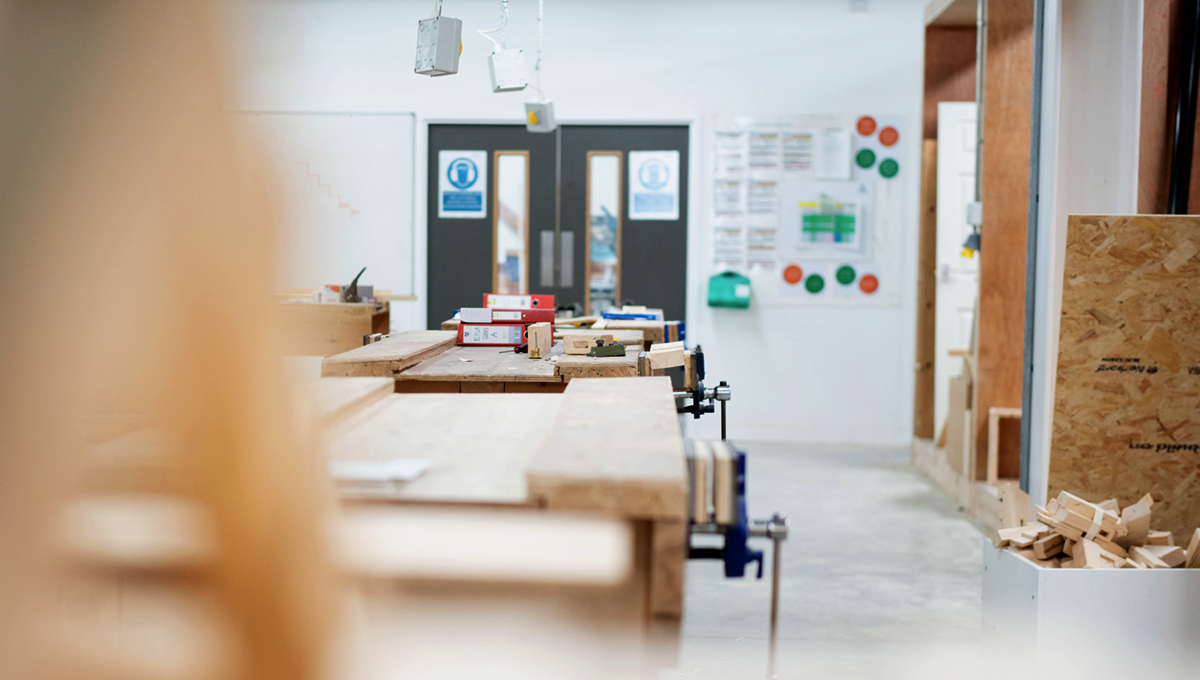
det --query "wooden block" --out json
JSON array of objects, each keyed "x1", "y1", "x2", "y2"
[
  {"x1": 563, "y1": 333, "x2": 614, "y2": 355},
  {"x1": 997, "y1": 482, "x2": 1031, "y2": 529},
  {"x1": 649, "y1": 341, "x2": 685, "y2": 352},
  {"x1": 1122, "y1": 558, "x2": 1146, "y2": 569},
  {"x1": 527, "y1": 322, "x2": 553, "y2": 359},
  {"x1": 944, "y1": 374, "x2": 972, "y2": 475},
  {"x1": 1147, "y1": 530, "x2": 1174, "y2": 546},
  {"x1": 1013, "y1": 547, "x2": 1060, "y2": 569},
  {"x1": 440, "y1": 318, "x2": 460, "y2": 331},
  {"x1": 711, "y1": 441, "x2": 734, "y2": 526},
  {"x1": 1097, "y1": 499, "x2": 1120, "y2": 513},
  {"x1": 1119, "y1": 501, "x2": 1152, "y2": 547},
  {"x1": 1143, "y1": 544, "x2": 1185, "y2": 568},
  {"x1": 1131, "y1": 545, "x2": 1172, "y2": 569},
  {"x1": 1033, "y1": 533, "x2": 1066, "y2": 560},
  {"x1": 690, "y1": 441, "x2": 711, "y2": 524},
  {"x1": 1076, "y1": 539, "x2": 1124, "y2": 569},
  {"x1": 1187, "y1": 528, "x2": 1200, "y2": 568},
  {"x1": 992, "y1": 525, "x2": 1031, "y2": 549},
  {"x1": 683, "y1": 351, "x2": 697, "y2": 391},
  {"x1": 647, "y1": 347, "x2": 685, "y2": 370}
]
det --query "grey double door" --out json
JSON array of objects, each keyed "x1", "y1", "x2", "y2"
[{"x1": 426, "y1": 123, "x2": 688, "y2": 327}]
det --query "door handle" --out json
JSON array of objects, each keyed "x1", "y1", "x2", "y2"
[
  {"x1": 560, "y1": 231, "x2": 574, "y2": 288},
  {"x1": 540, "y1": 230, "x2": 555, "y2": 288}
]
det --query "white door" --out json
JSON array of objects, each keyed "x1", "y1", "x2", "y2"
[{"x1": 934, "y1": 102, "x2": 979, "y2": 434}]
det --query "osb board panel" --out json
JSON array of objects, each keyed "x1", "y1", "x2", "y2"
[{"x1": 1049, "y1": 214, "x2": 1200, "y2": 541}]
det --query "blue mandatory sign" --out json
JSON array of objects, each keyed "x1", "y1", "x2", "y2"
[
  {"x1": 638, "y1": 159, "x2": 669, "y2": 191},
  {"x1": 447, "y1": 158, "x2": 479, "y2": 189}
]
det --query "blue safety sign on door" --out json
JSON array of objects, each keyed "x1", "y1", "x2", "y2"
[
  {"x1": 629, "y1": 150, "x2": 679, "y2": 221},
  {"x1": 438, "y1": 150, "x2": 487, "y2": 219}
]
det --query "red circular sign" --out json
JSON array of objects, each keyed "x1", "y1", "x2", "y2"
[
  {"x1": 878, "y1": 126, "x2": 899, "y2": 147},
  {"x1": 783, "y1": 264, "x2": 804, "y2": 285},
  {"x1": 856, "y1": 116, "x2": 877, "y2": 137},
  {"x1": 859, "y1": 274, "x2": 880, "y2": 294}
]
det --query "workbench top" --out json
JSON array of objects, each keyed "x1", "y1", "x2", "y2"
[
  {"x1": 324, "y1": 377, "x2": 687, "y2": 521},
  {"x1": 399, "y1": 343, "x2": 562, "y2": 383}
]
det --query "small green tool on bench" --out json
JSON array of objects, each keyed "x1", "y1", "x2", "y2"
[{"x1": 587, "y1": 338, "x2": 626, "y2": 357}]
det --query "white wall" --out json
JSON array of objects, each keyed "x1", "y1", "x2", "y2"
[
  {"x1": 1027, "y1": 0, "x2": 1142, "y2": 504},
  {"x1": 230, "y1": 0, "x2": 928, "y2": 445}
]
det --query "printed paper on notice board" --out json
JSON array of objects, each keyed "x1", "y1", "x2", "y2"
[
  {"x1": 629, "y1": 150, "x2": 679, "y2": 221},
  {"x1": 438, "y1": 150, "x2": 488, "y2": 219}
]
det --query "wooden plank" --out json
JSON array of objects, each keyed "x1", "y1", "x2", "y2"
[
  {"x1": 689, "y1": 441, "x2": 711, "y2": 524},
  {"x1": 974, "y1": 1, "x2": 1033, "y2": 480},
  {"x1": 555, "y1": 354, "x2": 640, "y2": 380},
  {"x1": 460, "y1": 381, "x2": 505, "y2": 393},
  {"x1": 1186, "y1": 528, "x2": 1200, "y2": 568},
  {"x1": 320, "y1": 330, "x2": 456, "y2": 378},
  {"x1": 997, "y1": 482, "x2": 1031, "y2": 529},
  {"x1": 325, "y1": 393, "x2": 563, "y2": 506},
  {"x1": 914, "y1": 139, "x2": 938, "y2": 438},
  {"x1": 592, "y1": 319, "x2": 665, "y2": 347},
  {"x1": 275, "y1": 301, "x2": 381, "y2": 357},
  {"x1": 923, "y1": 27, "x2": 977, "y2": 139},
  {"x1": 311, "y1": 377, "x2": 396, "y2": 427},
  {"x1": 526, "y1": 378, "x2": 688, "y2": 521},
  {"x1": 1138, "y1": 0, "x2": 1174, "y2": 214},
  {"x1": 398, "y1": 343, "x2": 562, "y2": 383},
  {"x1": 1048, "y1": 215, "x2": 1200, "y2": 541},
  {"x1": 711, "y1": 441, "x2": 734, "y2": 526}
]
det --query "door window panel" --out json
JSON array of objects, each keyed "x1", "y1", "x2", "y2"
[
  {"x1": 586, "y1": 152, "x2": 621, "y2": 315},
  {"x1": 494, "y1": 151, "x2": 529, "y2": 294}
]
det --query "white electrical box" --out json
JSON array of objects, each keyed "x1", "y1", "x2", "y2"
[
  {"x1": 415, "y1": 16, "x2": 462, "y2": 77},
  {"x1": 488, "y1": 49, "x2": 527, "y2": 92},
  {"x1": 524, "y1": 100, "x2": 556, "y2": 133}
]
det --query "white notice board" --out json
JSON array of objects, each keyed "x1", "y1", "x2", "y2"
[
  {"x1": 234, "y1": 112, "x2": 416, "y2": 296},
  {"x1": 708, "y1": 114, "x2": 907, "y2": 306}
]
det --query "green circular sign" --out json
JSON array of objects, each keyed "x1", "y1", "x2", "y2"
[
  {"x1": 879, "y1": 158, "x2": 900, "y2": 178},
  {"x1": 804, "y1": 274, "x2": 825, "y2": 294},
  {"x1": 836, "y1": 265, "x2": 857, "y2": 285},
  {"x1": 855, "y1": 148, "x2": 876, "y2": 169}
]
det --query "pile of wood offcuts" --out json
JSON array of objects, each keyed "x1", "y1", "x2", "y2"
[{"x1": 992, "y1": 490, "x2": 1200, "y2": 569}]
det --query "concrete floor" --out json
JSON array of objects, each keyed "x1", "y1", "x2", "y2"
[{"x1": 665, "y1": 443, "x2": 984, "y2": 679}]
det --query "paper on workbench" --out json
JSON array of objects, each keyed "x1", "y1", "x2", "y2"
[{"x1": 329, "y1": 458, "x2": 429, "y2": 483}]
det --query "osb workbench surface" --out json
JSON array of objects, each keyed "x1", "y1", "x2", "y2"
[{"x1": 1049, "y1": 214, "x2": 1200, "y2": 541}]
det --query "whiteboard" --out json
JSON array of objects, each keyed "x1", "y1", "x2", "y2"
[{"x1": 234, "y1": 112, "x2": 415, "y2": 296}]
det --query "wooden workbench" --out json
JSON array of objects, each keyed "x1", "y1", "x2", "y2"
[
  {"x1": 321, "y1": 330, "x2": 647, "y2": 392},
  {"x1": 323, "y1": 377, "x2": 689, "y2": 622}
]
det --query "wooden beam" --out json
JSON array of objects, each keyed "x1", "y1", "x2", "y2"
[
  {"x1": 974, "y1": 1, "x2": 1033, "y2": 481},
  {"x1": 914, "y1": 139, "x2": 937, "y2": 438}
]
